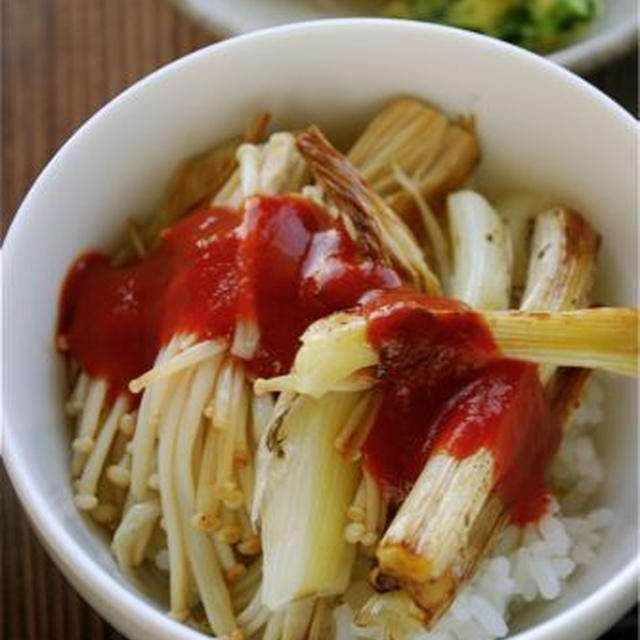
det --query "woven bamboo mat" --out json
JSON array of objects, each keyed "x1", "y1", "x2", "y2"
[{"x1": 1, "y1": 1, "x2": 637, "y2": 638}]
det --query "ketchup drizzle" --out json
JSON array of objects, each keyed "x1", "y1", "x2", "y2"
[
  {"x1": 58, "y1": 195, "x2": 561, "y2": 524},
  {"x1": 58, "y1": 195, "x2": 398, "y2": 399},
  {"x1": 360, "y1": 290, "x2": 561, "y2": 524}
]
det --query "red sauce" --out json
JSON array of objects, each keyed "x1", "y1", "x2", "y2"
[
  {"x1": 58, "y1": 195, "x2": 399, "y2": 401},
  {"x1": 58, "y1": 195, "x2": 561, "y2": 524},
  {"x1": 360, "y1": 290, "x2": 561, "y2": 524},
  {"x1": 58, "y1": 207, "x2": 240, "y2": 402},
  {"x1": 157, "y1": 207, "x2": 240, "y2": 343},
  {"x1": 236, "y1": 196, "x2": 399, "y2": 377}
]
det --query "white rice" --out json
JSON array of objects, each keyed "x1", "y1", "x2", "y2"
[{"x1": 335, "y1": 377, "x2": 613, "y2": 640}]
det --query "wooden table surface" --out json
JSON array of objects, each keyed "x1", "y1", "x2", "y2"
[{"x1": 1, "y1": 1, "x2": 637, "y2": 638}]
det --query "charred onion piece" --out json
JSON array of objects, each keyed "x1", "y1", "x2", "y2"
[
  {"x1": 347, "y1": 97, "x2": 480, "y2": 220},
  {"x1": 297, "y1": 125, "x2": 440, "y2": 294},
  {"x1": 255, "y1": 307, "x2": 639, "y2": 398},
  {"x1": 448, "y1": 190, "x2": 512, "y2": 309},
  {"x1": 521, "y1": 207, "x2": 599, "y2": 312},
  {"x1": 483, "y1": 307, "x2": 638, "y2": 377},
  {"x1": 375, "y1": 367, "x2": 590, "y2": 626},
  {"x1": 259, "y1": 392, "x2": 361, "y2": 610}
]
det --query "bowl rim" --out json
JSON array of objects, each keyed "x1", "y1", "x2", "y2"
[{"x1": 2, "y1": 17, "x2": 638, "y2": 640}]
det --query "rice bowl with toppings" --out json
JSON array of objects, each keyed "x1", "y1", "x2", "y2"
[
  {"x1": 53, "y1": 95, "x2": 638, "y2": 640},
  {"x1": 2, "y1": 17, "x2": 636, "y2": 637}
]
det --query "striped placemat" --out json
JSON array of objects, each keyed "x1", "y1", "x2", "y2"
[
  {"x1": 1, "y1": 1, "x2": 637, "y2": 638},
  {"x1": 2, "y1": 1, "x2": 213, "y2": 638}
]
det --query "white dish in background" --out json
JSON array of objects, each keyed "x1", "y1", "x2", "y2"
[
  {"x1": 171, "y1": 0, "x2": 637, "y2": 72},
  {"x1": 2, "y1": 19, "x2": 637, "y2": 640}
]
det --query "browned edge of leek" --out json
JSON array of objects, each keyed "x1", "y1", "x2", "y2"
[{"x1": 375, "y1": 365, "x2": 594, "y2": 626}]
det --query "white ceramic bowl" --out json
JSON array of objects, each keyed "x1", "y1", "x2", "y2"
[
  {"x1": 2, "y1": 19, "x2": 637, "y2": 640},
  {"x1": 171, "y1": 0, "x2": 638, "y2": 72}
]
